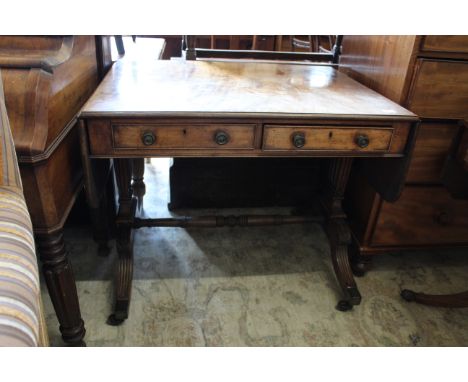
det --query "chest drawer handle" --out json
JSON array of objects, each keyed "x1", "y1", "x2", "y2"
[
  {"x1": 355, "y1": 134, "x2": 370, "y2": 148},
  {"x1": 142, "y1": 131, "x2": 156, "y2": 146},
  {"x1": 292, "y1": 132, "x2": 306, "y2": 148},
  {"x1": 214, "y1": 131, "x2": 230, "y2": 145}
]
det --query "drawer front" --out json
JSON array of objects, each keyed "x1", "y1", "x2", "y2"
[
  {"x1": 262, "y1": 125, "x2": 394, "y2": 152},
  {"x1": 407, "y1": 59, "x2": 468, "y2": 119},
  {"x1": 406, "y1": 122, "x2": 458, "y2": 183},
  {"x1": 112, "y1": 123, "x2": 256, "y2": 150},
  {"x1": 421, "y1": 36, "x2": 468, "y2": 54},
  {"x1": 372, "y1": 186, "x2": 468, "y2": 246}
]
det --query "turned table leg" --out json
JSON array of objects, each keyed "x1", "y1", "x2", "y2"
[
  {"x1": 107, "y1": 158, "x2": 136, "y2": 326},
  {"x1": 322, "y1": 158, "x2": 362, "y2": 311},
  {"x1": 37, "y1": 229, "x2": 86, "y2": 346},
  {"x1": 132, "y1": 158, "x2": 146, "y2": 208}
]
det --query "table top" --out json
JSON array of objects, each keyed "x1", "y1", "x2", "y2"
[{"x1": 81, "y1": 59, "x2": 417, "y2": 120}]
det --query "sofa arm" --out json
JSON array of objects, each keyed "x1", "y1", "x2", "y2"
[{"x1": 0, "y1": 69, "x2": 48, "y2": 346}]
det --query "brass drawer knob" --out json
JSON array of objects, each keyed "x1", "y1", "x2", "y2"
[
  {"x1": 214, "y1": 131, "x2": 230, "y2": 145},
  {"x1": 355, "y1": 134, "x2": 370, "y2": 148},
  {"x1": 292, "y1": 132, "x2": 306, "y2": 148},
  {"x1": 142, "y1": 131, "x2": 156, "y2": 146}
]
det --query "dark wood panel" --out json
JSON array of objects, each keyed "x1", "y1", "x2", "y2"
[
  {"x1": 421, "y1": 36, "x2": 468, "y2": 54},
  {"x1": 407, "y1": 59, "x2": 468, "y2": 119},
  {"x1": 406, "y1": 122, "x2": 458, "y2": 183},
  {"x1": 372, "y1": 185, "x2": 468, "y2": 246},
  {"x1": 47, "y1": 36, "x2": 99, "y2": 146},
  {"x1": 339, "y1": 35, "x2": 419, "y2": 104}
]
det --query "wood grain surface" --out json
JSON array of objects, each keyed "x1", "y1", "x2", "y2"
[
  {"x1": 421, "y1": 36, "x2": 468, "y2": 54},
  {"x1": 81, "y1": 60, "x2": 416, "y2": 120},
  {"x1": 407, "y1": 59, "x2": 468, "y2": 119}
]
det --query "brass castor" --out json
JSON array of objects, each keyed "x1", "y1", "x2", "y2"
[
  {"x1": 336, "y1": 300, "x2": 353, "y2": 312},
  {"x1": 107, "y1": 313, "x2": 126, "y2": 326},
  {"x1": 400, "y1": 289, "x2": 416, "y2": 302}
]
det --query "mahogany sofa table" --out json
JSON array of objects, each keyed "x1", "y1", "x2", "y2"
[{"x1": 78, "y1": 59, "x2": 418, "y2": 324}]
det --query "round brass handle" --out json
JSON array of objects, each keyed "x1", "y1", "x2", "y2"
[
  {"x1": 356, "y1": 134, "x2": 370, "y2": 148},
  {"x1": 214, "y1": 131, "x2": 230, "y2": 145},
  {"x1": 141, "y1": 131, "x2": 156, "y2": 146},
  {"x1": 292, "y1": 132, "x2": 306, "y2": 148}
]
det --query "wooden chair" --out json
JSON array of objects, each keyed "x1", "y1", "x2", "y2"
[
  {"x1": 401, "y1": 120, "x2": 468, "y2": 308},
  {"x1": 183, "y1": 35, "x2": 343, "y2": 64}
]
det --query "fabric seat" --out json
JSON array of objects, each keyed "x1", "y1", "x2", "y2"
[{"x1": 0, "y1": 69, "x2": 48, "y2": 346}]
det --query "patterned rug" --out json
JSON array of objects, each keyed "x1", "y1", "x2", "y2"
[{"x1": 41, "y1": 159, "x2": 468, "y2": 346}]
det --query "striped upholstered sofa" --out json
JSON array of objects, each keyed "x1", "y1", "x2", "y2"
[{"x1": 0, "y1": 70, "x2": 48, "y2": 346}]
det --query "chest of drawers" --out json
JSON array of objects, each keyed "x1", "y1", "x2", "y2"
[{"x1": 340, "y1": 35, "x2": 468, "y2": 270}]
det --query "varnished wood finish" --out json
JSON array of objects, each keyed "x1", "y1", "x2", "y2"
[
  {"x1": 322, "y1": 158, "x2": 361, "y2": 310},
  {"x1": 81, "y1": 60, "x2": 415, "y2": 120},
  {"x1": 421, "y1": 36, "x2": 468, "y2": 54},
  {"x1": 341, "y1": 35, "x2": 468, "y2": 257},
  {"x1": 108, "y1": 158, "x2": 135, "y2": 325},
  {"x1": 80, "y1": 58, "x2": 417, "y2": 319},
  {"x1": 36, "y1": 229, "x2": 85, "y2": 345},
  {"x1": 0, "y1": 36, "x2": 111, "y2": 345},
  {"x1": 263, "y1": 125, "x2": 397, "y2": 152},
  {"x1": 133, "y1": 214, "x2": 322, "y2": 228},
  {"x1": 401, "y1": 120, "x2": 468, "y2": 309},
  {"x1": 340, "y1": 36, "x2": 419, "y2": 104},
  {"x1": 407, "y1": 59, "x2": 468, "y2": 119},
  {"x1": 87, "y1": 118, "x2": 411, "y2": 159},
  {"x1": 406, "y1": 122, "x2": 458, "y2": 183},
  {"x1": 113, "y1": 123, "x2": 256, "y2": 150},
  {"x1": 401, "y1": 289, "x2": 468, "y2": 308},
  {"x1": 131, "y1": 158, "x2": 145, "y2": 205},
  {"x1": 373, "y1": 186, "x2": 468, "y2": 246}
]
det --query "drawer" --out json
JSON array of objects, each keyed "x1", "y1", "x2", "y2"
[
  {"x1": 407, "y1": 59, "x2": 468, "y2": 119},
  {"x1": 406, "y1": 122, "x2": 458, "y2": 183},
  {"x1": 262, "y1": 125, "x2": 396, "y2": 152},
  {"x1": 421, "y1": 36, "x2": 468, "y2": 54},
  {"x1": 112, "y1": 123, "x2": 256, "y2": 150},
  {"x1": 372, "y1": 185, "x2": 468, "y2": 246}
]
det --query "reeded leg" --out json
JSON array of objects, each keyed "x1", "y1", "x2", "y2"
[
  {"x1": 107, "y1": 158, "x2": 135, "y2": 326},
  {"x1": 37, "y1": 230, "x2": 86, "y2": 346},
  {"x1": 322, "y1": 158, "x2": 361, "y2": 311},
  {"x1": 401, "y1": 289, "x2": 468, "y2": 308},
  {"x1": 132, "y1": 158, "x2": 146, "y2": 208}
]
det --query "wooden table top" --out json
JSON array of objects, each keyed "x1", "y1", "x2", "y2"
[{"x1": 81, "y1": 59, "x2": 417, "y2": 120}]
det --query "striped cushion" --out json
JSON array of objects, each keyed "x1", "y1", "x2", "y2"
[
  {"x1": 0, "y1": 187, "x2": 40, "y2": 346},
  {"x1": 0, "y1": 69, "x2": 46, "y2": 346}
]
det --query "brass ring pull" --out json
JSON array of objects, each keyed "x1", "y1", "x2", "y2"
[
  {"x1": 214, "y1": 131, "x2": 230, "y2": 145},
  {"x1": 141, "y1": 131, "x2": 156, "y2": 146},
  {"x1": 355, "y1": 134, "x2": 370, "y2": 148},
  {"x1": 292, "y1": 132, "x2": 306, "y2": 148}
]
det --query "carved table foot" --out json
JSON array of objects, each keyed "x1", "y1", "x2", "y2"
[
  {"x1": 401, "y1": 289, "x2": 468, "y2": 308},
  {"x1": 327, "y1": 219, "x2": 362, "y2": 311},
  {"x1": 37, "y1": 229, "x2": 86, "y2": 345},
  {"x1": 320, "y1": 158, "x2": 362, "y2": 310}
]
